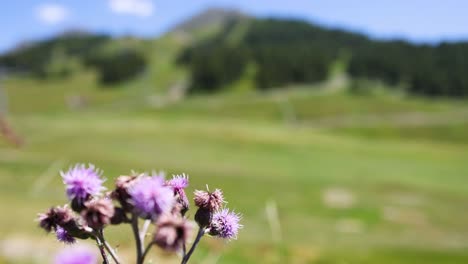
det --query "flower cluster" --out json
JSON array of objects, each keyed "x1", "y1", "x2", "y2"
[
  {"x1": 38, "y1": 163, "x2": 242, "y2": 264},
  {"x1": 193, "y1": 187, "x2": 242, "y2": 240}
]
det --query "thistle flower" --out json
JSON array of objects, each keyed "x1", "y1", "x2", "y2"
[
  {"x1": 153, "y1": 214, "x2": 192, "y2": 252},
  {"x1": 209, "y1": 209, "x2": 242, "y2": 240},
  {"x1": 81, "y1": 198, "x2": 115, "y2": 229},
  {"x1": 194, "y1": 188, "x2": 224, "y2": 212},
  {"x1": 61, "y1": 164, "x2": 105, "y2": 208},
  {"x1": 55, "y1": 226, "x2": 76, "y2": 244},
  {"x1": 128, "y1": 175, "x2": 175, "y2": 220},
  {"x1": 193, "y1": 188, "x2": 225, "y2": 227},
  {"x1": 37, "y1": 205, "x2": 74, "y2": 233},
  {"x1": 167, "y1": 174, "x2": 190, "y2": 215},
  {"x1": 167, "y1": 174, "x2": 189, "y2": 190},
  {"x1": 37, "y1": 205, "x2": 91, "y2": 241},
  {"x1": 54, "y1": 246, "x2": 97, "y2": 264}
]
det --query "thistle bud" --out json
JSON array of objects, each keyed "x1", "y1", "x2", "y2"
[
  {"x1": 194, "y1": 207, "x2": 212, "y2": 228},
  {"x1": 37, "y1": 205, "x2": 74, "y2": 233},
  {"x1": 193, "y1": 188, "x2": 224, "y2": 212},
  {"x1": 81, "y1": 198, "x2": 115, "y2": 230},
  {"x1": 153, "y1": 214, "x2": 192, "y2": 252}
]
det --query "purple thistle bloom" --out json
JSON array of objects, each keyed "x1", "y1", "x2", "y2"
[
  {"x1": 61, "y1": 164, "x2": 105, "y2": 202},
  {"x1": 209, "y1": 209, "x2": 242, "y2": 240},
  {"x1": 167, "y1": 174, "x2": 190, "y2": 215},
  {"x1": 128, "y1": 175, "x2": 175, "y2": 220},
  {"x1": 55, "y1": 226, "x2": 76, "y2": 244},
  {"x1": 55, "y1": 246, "x2": 97, "y2": 264},
  {"x1": 167, "y1": 174, "x2": 189, "y2": 190}
]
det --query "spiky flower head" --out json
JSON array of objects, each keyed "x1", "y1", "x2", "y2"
[
  {"x1": 153, "y1": 214, "x2": 192, "y2": 252},
  {"x1": 81, "y1": 198, "x2": 115, "y2": 229},
  {"x1": 55, "y1": 226, "x2": 76, "y2": 244},
  {"x1": 167, "y1": 174, "x2": 189, "y2": 190},
  {"x1": 54, "y1": 246, "x2": 97, "y2": 264},
  {"x1": 209, "y1": 209, "x2": 242, "y2": 240},
  {"x1": 167, "y1": 174, "x2": 190, "y2": 215},
  {"x1": 37, "y1": 205, "x2": 74, "y2": 233},
  {"x1": 128, "y1": 175, "x2": 175, "y2": 220},
  {"x1": 194, "y1": 188, "x2": 224, "y2": 212},
  {"x1": 61, "y1": 164, "x2": 105, "y2": 204}
]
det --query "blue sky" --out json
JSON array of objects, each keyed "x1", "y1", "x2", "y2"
[{"x1": 1, "y1": 0, "x2": 468, "y2": 53}]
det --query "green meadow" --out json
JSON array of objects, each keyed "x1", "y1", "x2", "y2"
[{"x1": 1, "y1": 71, "x2": 468, "y2": 263}]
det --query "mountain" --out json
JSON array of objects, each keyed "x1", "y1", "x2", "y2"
[
  {"x1": 170, "y1": 7, "x2": 249, "y2": 34},
  {"x1": 2, "y1": 8, "x2": 468, "y2": 97},
  {"x1": 178, "y1": 15, "x2": 468, "y2": 97},
  {"x1": 0, "y1": 8, "x2": 250, "y2": 85}
]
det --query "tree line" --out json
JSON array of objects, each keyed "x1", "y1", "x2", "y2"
[
  {"x1": 0, "y1": 32, "x2": 147, "y2": 85},
  {"x1": 178, "y1": 18, "x2": 468, "y2": 97}
]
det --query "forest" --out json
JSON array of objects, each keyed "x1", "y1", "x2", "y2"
[
  {"x1": 0, "y1": 32, "x2": 147, "y2": 84},
  {"x1": 178, "y1": 18, "x2": 468, "y2": 97}
]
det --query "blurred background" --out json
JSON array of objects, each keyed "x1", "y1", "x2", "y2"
[{"x1": 1, "y1": 0, "x2": 468, "y2": 263}]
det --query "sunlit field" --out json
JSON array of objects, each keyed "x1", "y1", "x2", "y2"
[{"x1": 1, "y1": 74, "x2": 468, "y2": 263}]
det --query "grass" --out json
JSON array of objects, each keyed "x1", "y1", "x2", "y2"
[{"x1": 1, "y1": 73, "x2": 468, "y2": 263}]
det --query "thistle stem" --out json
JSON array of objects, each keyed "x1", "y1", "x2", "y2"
[
  {"x1": 98, "y1": 229, "x2": 121, "y2": 264},
  {"x1": 95, "y1": 234, "x2": 110, "y2": 264},
  {"x1": 131, "y1": 214, "x2": 143, "y2": 264},
  {"x1": 141, "y1": 241, "x2": 155, "y2": 263},
  {"x1": 181, "y1": 227, "x2": 205, "y2": 264}
]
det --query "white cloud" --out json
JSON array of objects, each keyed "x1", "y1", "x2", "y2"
[
  {"x1": 109, "y1": 0, "x2": 154, "y2": 17},
  {"x1": 36, "y1": 4, "x2": 69, "y2": 25}
]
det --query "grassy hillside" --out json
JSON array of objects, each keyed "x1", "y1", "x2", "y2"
[{"x1": 2, "y1": 71, "x2": 468, "y2": 263}]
